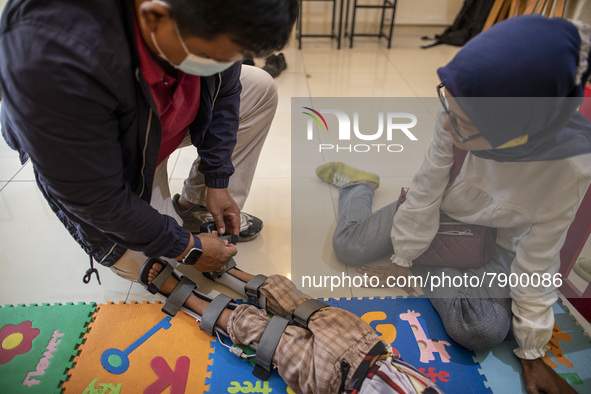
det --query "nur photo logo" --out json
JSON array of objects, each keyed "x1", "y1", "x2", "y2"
[{"x1": 302, "y1": 106, "x2": 419, "y2": 153}]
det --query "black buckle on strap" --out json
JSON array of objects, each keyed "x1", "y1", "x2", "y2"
[{"x1": 205, "y1": 258, "x2": 237, "y2": 280}]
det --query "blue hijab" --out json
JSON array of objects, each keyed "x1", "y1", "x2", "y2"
[{"x1": 437, "y1": 15, "x2": 591, "y2": 162}]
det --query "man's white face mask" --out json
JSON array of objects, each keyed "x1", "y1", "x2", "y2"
[{"x1": 149, "y1": 1, "x2": 234, "y2": 76}]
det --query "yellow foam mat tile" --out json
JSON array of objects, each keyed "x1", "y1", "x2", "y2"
[{"x1": 63, "y1": 301, "x2": 213, "y2": 393}]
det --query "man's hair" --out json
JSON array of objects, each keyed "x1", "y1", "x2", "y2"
[{"x1": 168, "y1": 0, "x2": 298, "y2": 57}]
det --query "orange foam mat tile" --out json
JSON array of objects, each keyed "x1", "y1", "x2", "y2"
[{"x1": 63, "y1": 301, "x2": 214, "y2": 393}]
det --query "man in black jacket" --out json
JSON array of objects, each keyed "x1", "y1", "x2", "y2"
[{"x1": 0, "y1": 0, "x2": 297, "y2": 280}]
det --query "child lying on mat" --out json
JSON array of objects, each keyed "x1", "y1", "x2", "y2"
[{"x1": 139, "y1": 258, "x2": 443, "y2": 394}]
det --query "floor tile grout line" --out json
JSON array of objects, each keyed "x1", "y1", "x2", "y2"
[
  {"x1": 0, "y1": 162, "x2": 31, "y2": 191},
  {"x1": 124, "y1": 282, "x2": 133, "y2": 303}
]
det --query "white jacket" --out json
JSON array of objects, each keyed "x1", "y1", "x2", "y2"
[{"x1": 391, "y1": 109, "x2": 591, "y2": 359}]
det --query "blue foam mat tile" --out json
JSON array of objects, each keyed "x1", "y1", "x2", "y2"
[
  {"x1": 205, "y1": 297, "x2": 491, "y2": 393},
  {"x1": 325, "y1": 297, "x2": 491, "y2": 393},
  {"x1": 206, "y1": 336, "x2": 293, "y2": 393},
  {"x1": 474, "y1": 301, "x2": 591, "y2": 393}
]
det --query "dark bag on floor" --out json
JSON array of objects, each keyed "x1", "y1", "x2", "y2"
[
  {"x1": 396, "y1": 188, "x2": 497, "y2": 267},
  {"x1": 396, "y1": 145, "x2": 497, "y2": 267},
  {"x1": 421, "y1": 0, "x2": 495, "y2": 49}
]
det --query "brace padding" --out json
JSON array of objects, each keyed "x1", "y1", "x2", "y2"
[{"x1": 213, "y1": 269, "x2": 249, "y2": 297}]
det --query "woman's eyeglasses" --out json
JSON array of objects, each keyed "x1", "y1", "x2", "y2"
[{"x1": 437, "y1": 83, "x2": 482, "y2": 143}]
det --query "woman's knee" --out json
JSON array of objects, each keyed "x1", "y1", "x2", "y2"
[
  {"x1": 432, "y1": 297, "x2": 511, "y2": 351},
  {"x1": 332, "y1": 233, "x2": 372, "y2": 266},
  {"x1": 449, "y1": 319, "x2": 510, "y2": 351}
]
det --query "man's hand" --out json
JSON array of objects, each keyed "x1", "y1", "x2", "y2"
[
  {"x1": 520, "y1": 358, "x2": 576, "y2": 394},
  {"x1": 193, "y1": 233, "x2": 237, "y2": 273},
  {"x1": 206, "y1": 187, "x2": 240, "y2": 236},
  {"x1": 356, "y1": 264, "x2": 419, "y2": 296}
]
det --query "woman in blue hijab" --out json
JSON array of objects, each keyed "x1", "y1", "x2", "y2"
[
  {"x1": 319, "y1": 14, "x2": 591, "y2": 394},
  {"x1": 438, "y1": 16, "x2": 591, "y2": 162}
]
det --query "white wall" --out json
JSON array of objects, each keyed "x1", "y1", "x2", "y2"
[
  {"x1": 396, "y1": 0, "x2": 464, "y2": 25},
  {"x1": 567, "y1": 0, "x2": 591, "y2": 21},
  {"x1": 299, "y1": 0, "x2": 463, "y2": 37}
]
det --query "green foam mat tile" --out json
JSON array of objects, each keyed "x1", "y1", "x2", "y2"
[{"x1": 0, "y1": 302, "x2": 95, "y2": 393}]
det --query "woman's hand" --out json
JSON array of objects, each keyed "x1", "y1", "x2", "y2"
[
  {"x1": 356, "y1": 264, "x2": 419, "y2": 296},
  {"x1": 520, "y1": 358, "x2": 576, "y2": 394}
]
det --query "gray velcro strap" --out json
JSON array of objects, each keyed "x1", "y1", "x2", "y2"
[
  {"x1": 290, "y1": 299, "x2": 329, "y2": 329},
  {"x1": 225, "y1": 258, "x2": 237, "y2": 271},
  {"x1": 252, "y1": 315, "x2": 289, "y2": 381},
  {"x1": 200, "y1": 294, "x2": 233, "y2": 337},
  {"x1": 245, "y1": 274, "x2": 268, "y2": 304},
  {"x1": 149, "y1": 262, "x2": 175, "y2": 294},
  {"x1": 162, "y1": 276, "x2": 196, "y2": 317}
]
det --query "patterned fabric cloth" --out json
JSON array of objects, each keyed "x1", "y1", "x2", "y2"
[
  {"x1": 227, "y1": 275, "x2": 443, "y2": 394},
  {"x1": 346, "y1": 342, "x2": 443, "y2": 394}
]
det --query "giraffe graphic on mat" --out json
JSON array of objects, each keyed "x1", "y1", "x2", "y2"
[{"x1": 400, "y1": 310, "x2": 451, "y2": 363}]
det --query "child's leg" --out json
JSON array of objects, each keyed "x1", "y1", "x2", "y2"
[
  {"x1": 144, "y1": 261, "x2": 323, "y2": 393},
  {"x1": 227, "y1": 300, "x2": 381, "y2": 394},
  {"x1": 227, "y1": 305, "x2": 320, "y2": 394},
  {"x1": 208, "y1": 265, "x2": 356, "y2": 332},
  {"x1": 208, "y1": 265, "x2": 318, "y2": 318},
  {"x1": 214, "y1": 269, "x2": 384, "y2": 393},
  {"x1": 144, "y1": 259, "x2": 381, "y2": 394},
  {"x1": 146, "y1": 261, "x2": 233, "y2": 330},
  {"x1": 257, "y1": 274, "x2": 314, "y2": 317},
  {"x1": 204, "y1": 260, "x2": 270, "y2": 310}
]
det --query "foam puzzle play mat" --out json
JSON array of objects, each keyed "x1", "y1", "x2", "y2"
[{"x1": 1, "y1": 297, "x2": 589, "y2": 393}]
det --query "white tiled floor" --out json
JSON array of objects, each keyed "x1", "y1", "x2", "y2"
[{"x1": 1, "y1": 26, "x2": 589, "y2": 322}]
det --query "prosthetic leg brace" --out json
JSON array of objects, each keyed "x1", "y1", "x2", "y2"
[
  {"x1": 204, "y1": 260, "x2": 303, "y2": 379},
  {"x1": 203, "y1": 261, "x2": 330, "y2": 333},
  {"x1": 205, "y1": 260, "x2": 333, "y2": 381},
  {"x1": 201, "y1": 262, "x2": 431, "y2": 393},
  {"x1": 138, "y1": 257, "x2": 236, "y2": 338},
  {"x1": 203, "y1": 259, "x2": 269, "y2": 310},
  {"x1": 139, "y1": 258, "x2": 314, "y2": 380},
  {"x1": 139, "y1": 258, "x2": 335, "y2": 382}
]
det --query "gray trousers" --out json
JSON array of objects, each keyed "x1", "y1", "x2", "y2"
[
  {"x1": 111, "y1": 66, "x2": 277, "y2": 281},
  {"x1": 333, "y1": 183, "x2": 512, "y2": 351}
]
